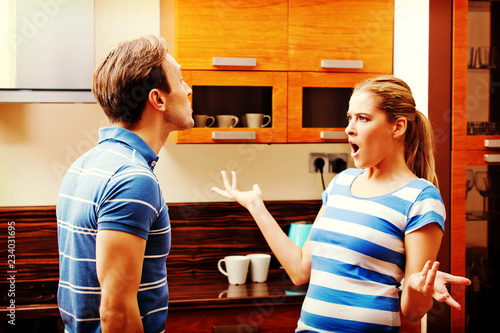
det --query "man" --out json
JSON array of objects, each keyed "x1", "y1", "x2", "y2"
[{"x1": 57, "y1": 35, "x2": 193, "y2": 332}]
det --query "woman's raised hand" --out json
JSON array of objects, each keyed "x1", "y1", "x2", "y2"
[
  {"x1": 407, "y1": 261, "x2": 471, "y2": 310},
  {"x1": 210, "y1": 171, "x2": 264, "y2": 210},
  {"x1": 434, "y1": 269, "x2": 471, "y2": 310}
]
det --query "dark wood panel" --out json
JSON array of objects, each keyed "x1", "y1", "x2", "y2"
[
  {"x1": 166, "y1": 200, "x2": 321, "y2": 276},
  {"x1": 166, "y1": 305, "x2": 302, "y2": 333},
  {"x1": 0, "y1": 201, "x2": 321, "y2": 319}
]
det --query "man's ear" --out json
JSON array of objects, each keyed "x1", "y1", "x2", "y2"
[
  {"x1": 393, "y1": 117, "x2": 407, "y2": 139},
  {"x1": 148, "y1": 88, "x2": 166, "y2": 111}
]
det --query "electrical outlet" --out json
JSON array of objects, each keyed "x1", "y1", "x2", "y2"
[
  {"x1": 329, "y1": 153, "x2": 348, "y2": 173},
  {"x1": 309, "y1": 153, "x2": 329, "y2": 173}
]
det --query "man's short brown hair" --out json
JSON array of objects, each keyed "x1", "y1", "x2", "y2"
[{"x1": 92, "y1": 35, "x2": 170, "y2": 128}]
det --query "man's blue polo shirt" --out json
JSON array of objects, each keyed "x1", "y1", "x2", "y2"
[{"x1": 57, "y1": 127, "x2": 170, "y2": 333}]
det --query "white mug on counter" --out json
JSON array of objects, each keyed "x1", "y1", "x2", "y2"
[
  {"x1": 246, "y1": 253, "x2": 271, "y2": 283},
  {"x1": 245, "y1": 113, "x2": 271, "y2": 128},
  {"x1": 217, "y1": 255, "x2": 249, "y2": 285},
  {"x1": 193, "y1": 114, "x2": 215, "y2": 128},
  {"x1": 216, "y1": 115, "x2": 239, "y2": 128}
]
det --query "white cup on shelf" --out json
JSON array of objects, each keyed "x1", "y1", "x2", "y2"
[
  {"x1": 245, "y1": 113, "x2": 271, "y2": 128},
  {"x1": 193, "y1": 114, "x2": 215, "y2": 127},
  {"x1": 216, "y1": 115, "x2": 239, "y2": 128}
]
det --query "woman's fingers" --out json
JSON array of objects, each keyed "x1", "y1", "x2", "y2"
[
  {"x1": 425, "y1": 261, "x2": 439, "y2": 288},
  {"x1": 231, "y1": 171, "x2": 238, "y2": 190},
  {"x1": 210, "y1": 186, "x2": 226, "y2": 197},
  {"x1": 221, "y1": 171, "x2": 232, "y2": 191}
]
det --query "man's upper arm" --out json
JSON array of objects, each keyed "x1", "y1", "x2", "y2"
[{"x1": 96, "y1": 230, "x2": 146, "y2": 310}]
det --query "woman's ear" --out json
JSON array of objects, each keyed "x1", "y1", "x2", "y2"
[
  {"x1": 148, "y1": 88, "x2": 166, "y2": 111},
  {"x1": 393, "y1": 117, "x2": 407, "y2": 139}
]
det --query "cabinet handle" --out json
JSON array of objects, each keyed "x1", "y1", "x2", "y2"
[
  {"x1": 213, "y1": 57, "x2": 257, "y2": 67},
  {"x1": 321, "y1": 59, "x2": 363, "y2": 69},
  {"x1": 484, "y1": 139, "x2": 500, "y2": 148},
  {"x1": 212, "y1": 131, "x2": 256, "y2": 140},
  {"x1": 485, "y1": 154, "x2": 500, "y2": 163},
  {"x1": 320, "y1": 131, "x2": 348, "y2": 140}
]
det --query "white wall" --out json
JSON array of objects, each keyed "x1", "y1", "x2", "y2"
[
  {"x1": 0, "y1": 0, "x2": 15, "y2": 87},
  {"x1": 394, "y1": 0, "x2": 429, "y2": 116},
  {"x1": 0, "y1": 0, "x2": 429, "y2": 206}
]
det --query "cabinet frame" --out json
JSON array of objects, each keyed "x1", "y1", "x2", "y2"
[
  {"x1": 451, "y1": 2, "x2": 500, "y2": 330},
  {"x1": 175, "y1": 70, "x2": 287, "y2": 144},
  {"x1": 287, "y1": 72, "x2": 380, "y2": 143}
]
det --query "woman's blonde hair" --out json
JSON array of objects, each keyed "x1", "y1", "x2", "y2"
[
  {"x1": 92, "y1": 35, "x2": 170, "y2": 128},
  {"x1": 353, "y1": 76, "x2": 439, "y2": 188}
]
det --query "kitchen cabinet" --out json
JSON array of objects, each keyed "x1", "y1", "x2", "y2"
[
  {"x1": 288, "y1": 0, "x2": 393, "y2": 73},
  {"x1": 175, "y1": 0, "x2": 393, "y2": 74},
  {"x1": 451, "y1": 1, "x2": 500, "y2": 332},
  {"x1": 175, "y1": 70, "x2": 287, "y2": 144},
  {"x1": 175, "y1": 0, "x2": 288, "y2": 71},
  {"x1": 169, "y1": 0, "x2": 394, "y2": 144},
  {"x1": 287, "y1": 72, "x2": 376, "y2": 143}
]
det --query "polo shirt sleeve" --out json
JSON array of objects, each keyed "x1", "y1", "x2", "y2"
[
  {"x1": 405, "y1": 185, "x2": 446, "y2": 235},
  {"x1": 97, "y1": 168, "x2": 161, "y2": 240}
]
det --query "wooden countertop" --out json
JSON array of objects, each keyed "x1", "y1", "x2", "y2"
[
  {"x1": 168, "y1": 270, "x2": 307, "y2": 312},
  {"x1": 2, "y1": 270, "x2": 306, "y2": 319}
]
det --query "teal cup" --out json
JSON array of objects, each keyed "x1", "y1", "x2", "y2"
[{"x1": 288, "y1": 221, "x2": 313, "y2": 249}]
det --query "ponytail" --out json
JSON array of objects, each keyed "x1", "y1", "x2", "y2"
[{"x1": 405, "y1": 110, "x2": 439, "y2": 188}]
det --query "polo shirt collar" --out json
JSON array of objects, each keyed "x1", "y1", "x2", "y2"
[{"x1": 98, "y1": 127, "x2": 159, "y2": 171}]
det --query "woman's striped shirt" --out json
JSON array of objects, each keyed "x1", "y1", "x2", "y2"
[{"x1": 296, "y1": 168, "x2": 445, "y2": 332}]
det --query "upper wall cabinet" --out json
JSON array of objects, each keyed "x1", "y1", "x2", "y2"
[
  {"x1": 288, "y1": 0, "x2": 394, "y2": 73},
  {"x1": 175, "y1": 0, "x2": 288, "y2": 71},
  {"x1": 170, "y1": 0, "x2": 394, "y2": 144},
  {"x1": 175, "y1": 0, "x2": 393, "y2": 73}
]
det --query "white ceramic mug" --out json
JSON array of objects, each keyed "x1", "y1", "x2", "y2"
[
  {"x1": 216, "y1": 115, "x2": 239, "y2": 128},
  {"x1": 245, "y1": 113, "x2": 271, "y2": 128},
  {"x1": 246, "y1": 253, "x2": 271, "y2": 283},
  {"x1": 217, "y1": 255, "x2": 249, "y2": 285},
  {"x1": 193, "y1": 114, "x2": 215, "y2": 127}
]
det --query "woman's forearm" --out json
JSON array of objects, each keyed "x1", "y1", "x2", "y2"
[
  {"x1": 400, "y1": 286, "x2": 434, "y2": 322},
  {"x1": 246, "y1": 200, "x2": 311, "y2": 285}
]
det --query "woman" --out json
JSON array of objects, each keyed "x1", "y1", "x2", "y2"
[{"x1": 211, "y1": 76, "x2": 470, "y2": 332}]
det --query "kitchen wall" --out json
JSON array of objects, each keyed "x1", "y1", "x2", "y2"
[{"x1": 0, "y1": 0, "x2": 429, "y2": 206}]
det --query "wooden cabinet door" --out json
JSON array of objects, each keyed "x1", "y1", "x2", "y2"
[
  {"x1": 452, "y1": 0, "x2": 500, "y2": 151},
  {"x1": 176, "y1": 0, "x2": 288, "y2": 71},
  {"x1": 176, "y1": 70, "x2": 287, "y2": 144},
  {"x1": 287, "y1": 72, "x2": 375, "y2": 143},
  {"x1": 288, "y1": 0, "x2": 394, "y2": 73},
  {"x1": 451, "y1": 149, "x2": 500, "y2": 332}
]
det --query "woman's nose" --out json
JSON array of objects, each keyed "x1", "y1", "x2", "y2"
[{"x1": 345, "y1": 121, "x2": 355, "y2": 136}]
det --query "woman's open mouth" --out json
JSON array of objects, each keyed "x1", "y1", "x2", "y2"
[{"x1": 349, "y1": 141, "x2": 359, "y2": 156}]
